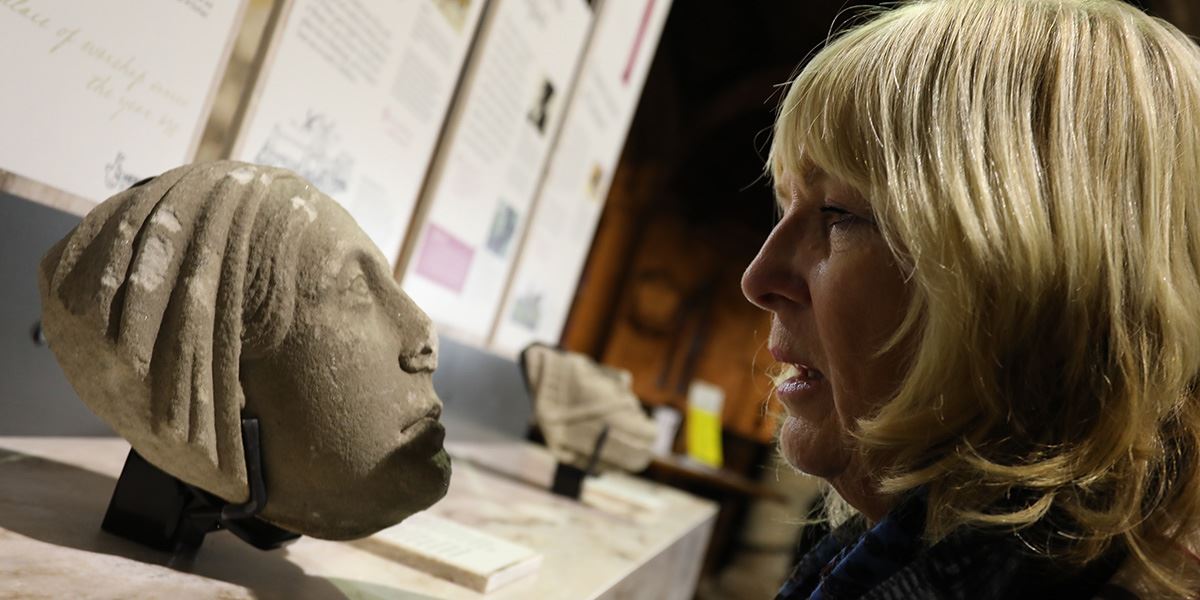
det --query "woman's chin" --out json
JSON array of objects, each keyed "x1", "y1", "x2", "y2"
[{"x1": 779, "y1": 415, "x2": 847, "y2": 479}]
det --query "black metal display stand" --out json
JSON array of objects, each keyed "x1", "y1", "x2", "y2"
[
  {"x1": 100, "y1": 418, "x2": 300, "y2": 559},
  {"x1": 550, "y1": 424, "x2": 609, "y2": 499},
  {"x1": 519, "y1": 343, "x2": 614, "y2": 500}
]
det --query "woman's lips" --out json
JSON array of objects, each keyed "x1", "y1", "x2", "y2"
[{"x1": 775, "y1": 363, "x2": 825, "y2": 413}]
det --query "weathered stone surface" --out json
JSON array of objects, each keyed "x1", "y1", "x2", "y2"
[
  {"x1": 39, "y1": 161, "x2": 451, "y2": 539},
  {"x1": 522, "y1": 344, "x2": 656, "y2": 472}
]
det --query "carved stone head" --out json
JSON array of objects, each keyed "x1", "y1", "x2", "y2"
[
  {"x1": 522, "y1": 344, "x2": 656, "y2": 473},
  {"x1": 39, "y1": 161, "x2": 451, "y2": 539}
]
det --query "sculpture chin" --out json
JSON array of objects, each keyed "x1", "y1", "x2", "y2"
[
  {"x1": 389, "y1": 433, "x2": 453, "y2": 515},
  {"x1": 257, "y1": 445, "x2": 452, "y2": 541},
  {"x1": 358, "y1": 446, "x2": 453, "y2": 539}
]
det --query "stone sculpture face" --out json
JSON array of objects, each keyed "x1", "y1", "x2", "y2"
[
  {"x1": 239, "y1": 195, "x2": 450, "y2": 539},
  {"x1": 39, "y1": 161, "x2": 450, "y2": 540}
]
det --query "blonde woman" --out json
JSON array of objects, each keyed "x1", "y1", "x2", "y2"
[{"x1": 741, "y1": 0, "x2": 1200, "y2": 597}]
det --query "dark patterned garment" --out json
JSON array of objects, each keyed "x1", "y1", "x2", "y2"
[{"x1": 777, "y1": 492, "x2": 1133, "y2": 600}]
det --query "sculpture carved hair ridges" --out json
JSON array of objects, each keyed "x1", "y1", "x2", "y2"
[{"x1": 40, "y1": 161, "x2": 317, "y2": 503}]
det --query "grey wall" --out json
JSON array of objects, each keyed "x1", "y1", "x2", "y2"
[
  {"x1": 433, "y1": 336, "x2": 533, "y2": 439},
  {"x1": 0, "y1": 194, "x2": 111, "y2": 435}
]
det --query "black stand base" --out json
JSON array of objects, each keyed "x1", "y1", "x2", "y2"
[
  {"x1": 549, "y1": 424, "x2": 610, "y2": 500},
  {"x1": 101, "y1": 418, "x2": 299, "y2": 559},
  {"x1": 551, "y1": 463, "x2": 587, "y2": 498}
]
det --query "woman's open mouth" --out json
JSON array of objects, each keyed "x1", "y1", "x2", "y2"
[{"x1": 773, "y1": 360, "x2": 826, "y2": 413}]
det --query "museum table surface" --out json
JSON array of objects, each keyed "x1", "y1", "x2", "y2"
[{"x1": 0, "y1": 429, "x2": 716, "y2": 599}]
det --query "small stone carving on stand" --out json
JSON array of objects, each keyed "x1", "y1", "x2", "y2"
[
  {"x1": 38, "y1": 161, "x2": 452, "y2": 554},
  {"x1": 520, "y1": 343, "x2": 657, "y2": 497}
]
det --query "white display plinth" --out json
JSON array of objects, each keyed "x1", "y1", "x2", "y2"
[{"x1": 0, "y1": 429, "x2": 714, "y2": 599}]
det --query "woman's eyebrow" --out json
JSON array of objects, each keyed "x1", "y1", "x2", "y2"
[
  {"x1": 798, "y1": 162, "x2": 824, "y2": 194},
  {"x1": 776, "y1": 162, "x2": 825, "y2": 202}
]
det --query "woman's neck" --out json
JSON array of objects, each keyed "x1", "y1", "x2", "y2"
[{"x1": 831, "y1": 472, "x2": 894, "y2": 524}]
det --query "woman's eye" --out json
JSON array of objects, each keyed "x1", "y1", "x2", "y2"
[{"x1": 820, "y1": 205, "x2": 858, "y2": 228}]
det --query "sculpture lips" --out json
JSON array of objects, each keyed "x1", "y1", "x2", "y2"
[{"x1": 397, "y1": 411, "x2": 445, "y2": 456}]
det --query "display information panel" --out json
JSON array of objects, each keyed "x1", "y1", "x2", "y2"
[
  {"x1": 401, "y1": 0, "x2": 595, "y2": 345},
  {"x1": 232, "y1": 0, "x2": 485, "y2": 265},
  {"x1": 0, "y1": 0, "x2": 245, "y2": 212},
  {"x1": 491, "y1": 0, "x2": 672, "y2": 356}
]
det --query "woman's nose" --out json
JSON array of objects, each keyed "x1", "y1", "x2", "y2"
[{"x1": 741, "y1": 215, "x2": 810, "y2": 312}]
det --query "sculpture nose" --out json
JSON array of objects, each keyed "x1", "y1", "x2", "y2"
[{"x1": 399, "y1": 339, "x2": 438, "y2": 374}]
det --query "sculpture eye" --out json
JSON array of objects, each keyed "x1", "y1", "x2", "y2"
[{"x1": 350, "y1": 273, "x2": 370, "y2": 297}]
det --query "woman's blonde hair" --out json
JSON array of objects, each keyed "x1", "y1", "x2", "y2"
[{"x1": 771, "y1": 0, "x2": 1200, "y2": 594}]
